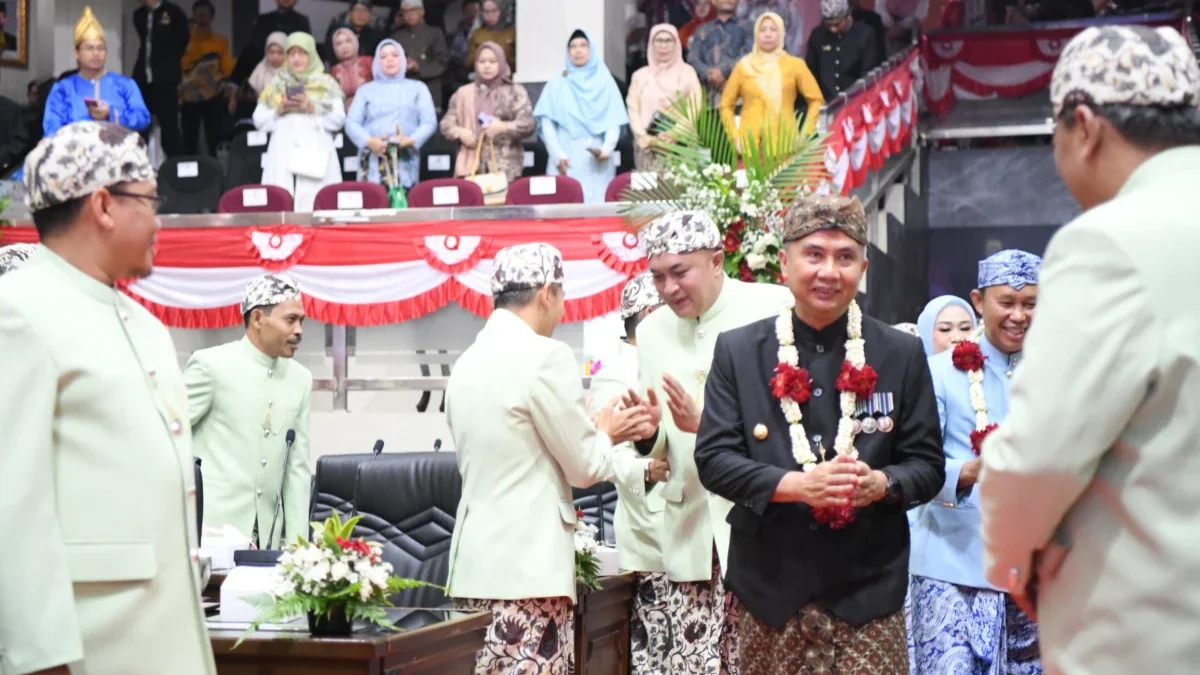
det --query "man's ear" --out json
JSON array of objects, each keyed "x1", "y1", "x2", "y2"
[{"x1": 970, "y1": 288, "x2": 984, "y2": 317}]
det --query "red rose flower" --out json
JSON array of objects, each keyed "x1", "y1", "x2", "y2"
[
  {"x1": 969, "y1": 423, "x2": 999, "y2": 456},
  {"x1": 836, "y1": 362, "x2": 878, "y2": 399},
  {"x1": 813, "y1": 505, "x2": 856, "y2": 529},
  {"x1": 952, "y1": 341, "x2": 986, "y2": 372},
  {"x1": 771, "y1": 363, "x2": 812, "y2": 403},
  {"x1": 336, "y1": 537, "x2": 373, "y2": 557},
  {"x1": 722, "y1": 228, "x2": 741, "y2": 255},
  {"x1": 576, "y1": 509, "x2": 585, "y2": 520}
]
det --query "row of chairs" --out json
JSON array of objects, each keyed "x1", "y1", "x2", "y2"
[{"x1": 306, "y1": 452, "x2": 618, "y2": 615}]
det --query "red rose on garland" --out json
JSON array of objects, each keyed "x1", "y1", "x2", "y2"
[
  {"x1": 836, "y1": 362, "x2": 878, "y2": 399},
  {"x1": 771, "y1": 363, "x2": 812, "y2": 403},
  {"x1": 952, "y1": 341, "x2": 986, "y2": 372},
  {"x1": 336, "y1": 536, "x2": 375, "y2": 559},
  {"x1": 969, "y1": 423, "x2": 999, "y2": 456},
  {"x1": 813, "y1": 505, "x2": 856, "y2": 530}
]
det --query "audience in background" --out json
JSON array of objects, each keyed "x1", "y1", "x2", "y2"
[
  {"x1": 678, "y1": 0, "x2": 716, "y2": 55},
  {"x1": 468, "y1": 0, "x2": 517, "y2": 74},
  {"x1": 627, "y1": 24, "x2": 702, "y2": 170},
  {"x1": 323, "y1": 0, "x2": 387, "y2": 61},
  {"x1": 255, "y1": 32, "x2": 346, "y2": 211},
  {"x1": 330, "y1": 28, "x2": 374, "y2": 110},
  {"x1": 393, "y1": 0, "x2": 451, "y2": 111},
  {"x1": 879, "y1": 0, "x2": 929, "y2": 51},
  {"x1": 448, "y1": 0, "x2": 481, "y2": 81},
  {"x1": 441, "y1": 41, "x2": 535, "y2": 183},
  {"x1": 534, "y1": 30, "x2": 629, "y2": 204},
  {"x1": 133, "y1": 0, "x2": 190, "y2": 157},
  {"x1": 346, "y1": 40, "x2": 438, "y2": 190},
  {"x1": 851, "y1": 0, "x2": 888, "y2": 60},
  {"x1": 231, "y1": 0, "x2": 313, "y2": 100},
  {"x1": 738, "y1": 0, "x2": 807, "y2": 54},
  {"x1": 806, "y1": 0, "x2": 882, "y2": 100},
  {"x1": 688, "y1": 0, "x2": 752, "y2": 105},
  {"x1": 180, "y1": 0, "x2": 234, "y2": 156},
  {"x1": 45, "y1": 7, "x2": 150, "y2": 139},
  {"x1": 721, "y1": 12, "x2": 823, "y2": 144},
  {"x1": 232, "y1": 31, "x2": 287, "y2": 127}
]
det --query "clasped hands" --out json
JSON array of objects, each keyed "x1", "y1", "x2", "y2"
[{"x1": 779, "y1": 456, "x2": 889, "y2": 509}]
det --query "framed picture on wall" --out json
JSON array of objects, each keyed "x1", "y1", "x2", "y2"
[{"x1": 0, "y1": 0, "x2": 26, "y2": 68}]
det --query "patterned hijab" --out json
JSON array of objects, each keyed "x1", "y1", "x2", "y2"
[
  {"x1": 743, "y1": 12, "x2": 786, "y2": 115},
  {"x1": 261, "y1": 32, "x2": 343, "y2": 113},
  {"x1": 533, "y1": 30, "x2": 629, "y2": 139},
  {"x1": 637, "y1": 24, "x2": 693, "y2": 129}
]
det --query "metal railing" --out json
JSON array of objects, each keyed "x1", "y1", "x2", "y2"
[{"x1": 817, "y1": 43, "x2": 919, "y2": 133}]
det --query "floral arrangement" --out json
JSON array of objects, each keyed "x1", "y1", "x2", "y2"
[
  {"x1": 620, "y1": 94, "x2": 827, "y2": 284},
  {"x1": 573, "y1": 509, "x2": 602, "y2": 591},
  {"x1": 240, "y1": 513, "x2": 438, "y2": 642},
  {"x1": 952, "y1": 326, "x2": 997, "y2": 455}
]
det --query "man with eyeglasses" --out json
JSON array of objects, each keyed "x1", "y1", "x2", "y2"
[{"x1": 0, "y1": 120, "x2": 215, "y2": 675}]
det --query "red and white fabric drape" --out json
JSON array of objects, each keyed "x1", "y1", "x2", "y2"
[
  {"x1": 824, "y1": 50, "x2": 921, "y2": 196},
  {"x1": 0, "y1": 218, "x2": 648, "y2": 329},
  {"x1": 921, "y1": 18, "x2": 1186, "y2": 116}
]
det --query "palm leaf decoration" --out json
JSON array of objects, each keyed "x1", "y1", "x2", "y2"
[{"x1": 618, "y1": 92, "x2": 830, "y2": 227}]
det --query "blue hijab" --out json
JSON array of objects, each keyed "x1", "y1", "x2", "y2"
[
  {"x1": 372, "y1": 39, "x2": 407, "y2": 83},
  {"x1": 533, "y1": 30, "x2": 628, "y2": 139},
  {"x1": 917, "y1": 295, "x2": 977, "y2": 356}
]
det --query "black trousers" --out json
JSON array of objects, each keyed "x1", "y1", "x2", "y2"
[
  {"x1": 181, "y1": 97, "x2": 226, "y2": 156},
  {"x1": 139, "y1": 79, "x2": 183, "y2": 157}
]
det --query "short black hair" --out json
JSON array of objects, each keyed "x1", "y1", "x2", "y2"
[
  {"x1": 1060, "y1": 102, "x2": 1200, "y2": 150},
  {"x1": 243, "y1": 304, "x2": 276, "y2": 328},
  {"x1": 492, "y1": 283, "x2": 562, "y2": 310},
  {"x1": 623, "y1": 314, "x2": 641, "y2": 340},
  {"x1": 31, "y1": 196, "x2": 89, "y2": 240},
  {"x1": 193, "y1": 0, "x2": 214, "y2": 12}
]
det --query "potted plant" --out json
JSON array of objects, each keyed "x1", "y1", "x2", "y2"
[
  {"x1": 574, "y1": 509, "x2": 602, "y2": 591},
  {"x1": 619, "y1": 95, "x2": 829, "y2": 284},
  {"x1": 239, "y1": 512, "x2": 439, "y2": 643}
]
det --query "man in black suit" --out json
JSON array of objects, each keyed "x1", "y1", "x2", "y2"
[
  {"x1": 133, "y1": 0, "x2": 190, "y2": 156},
  {"x1": 694, "y1": 194, "x2": 944, "y2": 674}
]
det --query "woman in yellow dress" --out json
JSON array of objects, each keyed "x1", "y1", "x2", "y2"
[{"x1": 719, "y1": 12, "x2": 824, "y2": 147}]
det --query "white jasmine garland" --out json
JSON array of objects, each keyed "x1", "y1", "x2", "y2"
[
  {"x1": 776, "y1": 300, "x2": 867, "y2": 470},
  {"x1": 965, "y1": 325, "x2": 990, "y2": 431}
]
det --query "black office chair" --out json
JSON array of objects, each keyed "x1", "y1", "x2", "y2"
[
  {"x1": 225, "y1": 130, "x2": 269, "y2": 188},
  {"x1": 572, "y1": 482, "x2": 618, "y2": 546},
  {"x1": 351, "y1": 453, "x2": 462, "y2": 614},
  {"x1": 334, "y1": 132, "x2": 361, "y2": 182},
  {"x1": 418, "y1": 132, "x2": 458, "y2": 182},
  {"x1": 158, "y1": 156, "x2": 224, "y2": 214},
  {"x1": 308, "y1": 453, "x2": 375, "y2": 525},
  {"x1": 521, "y1": 136, "x2": 549, "y2": 177}
]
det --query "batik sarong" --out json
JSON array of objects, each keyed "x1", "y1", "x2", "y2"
[
  {"x1": 665, "y1": 553, "x2": 741, "y2": 675},
  {"x1": 631, "y1": 572, "x2": 671, "y2": 675},
  {"x1": 738, "y1": 602, "x2": 909, "y2": 675},
  {"x1": 908, "y1": 575, "x2": 1042, "y2": 675},
  {"x1": 455, "y1": 596, "x2": 575, "y2": 675}
]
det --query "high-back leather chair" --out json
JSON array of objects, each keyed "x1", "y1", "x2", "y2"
[
  {"x1": 572, "y1": 482, "x2": 618, "y2": 546},
  {"x1": 351, "y1": 453, "x2": 462, "y2": 610},
  {"x1": 158, "y1": 156, "x2": 224, "y2": 214},
  {"x1": 308, "y1": 453, "x2": 374, "y2": 525}
]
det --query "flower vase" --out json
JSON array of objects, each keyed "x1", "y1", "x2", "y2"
[{"x1": 307, "y1": 606, "x2": 353, "y2": 637}]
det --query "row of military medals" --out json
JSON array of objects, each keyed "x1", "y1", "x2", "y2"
[{"x1": 853, "y1": 392, "x2": 895, "y2": 435}]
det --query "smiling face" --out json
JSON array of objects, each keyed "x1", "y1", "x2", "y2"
[
  {"x1": 931, "y1": 303, "x2": 975, "y2": 354},
  {"x1": 287, "y1": 45, "x2": 309, "y2": 74},
  {"x1": 568, "y1": 36, "x2": 590, "y2": 67},
  {"x1": 779, "y1": 229, "x2": 868, "y2": 328},
  {"x1": 98, "y1": 180, "x2": 162, "y2": 280},
  {"x1": 971, "y1": 285, "x2": 1038, "y2": 354},
  {"x1": 756, "y1": 16, "x2": 782, "y2": 52},
  {"x1": 648, "y1": 249, "x2": 725, "y2": 320},
  {"x1": 378, "y1": 44, "x2": 403, "y2": 76}
]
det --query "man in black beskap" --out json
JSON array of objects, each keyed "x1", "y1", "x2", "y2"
[
  {"x1": 133, "y1": 0, "x2": 190, "y2": 156},
  {"x1": 695, "y1": 194, "x2": 944, "y2": 675}
]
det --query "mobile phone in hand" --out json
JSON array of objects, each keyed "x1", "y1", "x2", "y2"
[
  {"x1": 285, "y1": 85, "x2": 305, "y2": 98},
  {"x1": 477, "y1": 112, "x2": 494, "y2": 126},
  {"x1": 84, "y1": 98, "x2": 99, "y2": 108}
]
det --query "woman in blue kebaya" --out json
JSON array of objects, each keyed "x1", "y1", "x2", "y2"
[
  {"x1": 344, "y1": 39, "x2": 437, "y2": 190},
  {"x1": 533, "y1": 30, "x2": 629, "y2": 203}
]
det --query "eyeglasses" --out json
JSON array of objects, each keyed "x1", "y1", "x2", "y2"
[{"x1": 109, "y1": 189, "x2": 167, "y2": 215}]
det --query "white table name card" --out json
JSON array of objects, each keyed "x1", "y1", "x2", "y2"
[
  {"x1": 427, "y1": 155, "x2": 451, "y2": 171},
  {"x1": 333, "y1": 133, "x2": 345, "y2": 149},
  {"x1": 343, "y1": 156, "x2": 360, "y2": 174},
  {"x1": 337, "y1": 191, "x2": 364, "y2": 210},
  {"x1": 523, "y1": 150, "x2": 535, "y2": 168},
  {"x1": 242, "y1": 188, "x2": 269, "y2": 208},
  {"x1": 432, "y1": 185, "x2": 460, "y2": 205},
  {"x1": 529, "y1": 176, "x2": 557, "y2": 196},
  {"x1": 176, "y1": 161, "x2": 199, "y2": 178},
  {"x1": 246, "y1": 131, "x2": 268, "y2": 147}
]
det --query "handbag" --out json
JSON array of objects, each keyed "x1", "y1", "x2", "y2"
[
  {"x1": 288, "y1": 118, "x2": 331, "y2": 180},
  {"x1": 467, "y1": 137, "x2": 509, "y2": 206}
]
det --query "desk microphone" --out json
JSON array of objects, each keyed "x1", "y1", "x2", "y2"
[
  {"x1": 235, "y1": 429, "x2": 294, "y2": 566},
  {"x1": 432, "y1": 439, "x2": 442, "y2": 453},
  {"x1": 372, "y1": 439, "x2": 384, "y2": 458}
]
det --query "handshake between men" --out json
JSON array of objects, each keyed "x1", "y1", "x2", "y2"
[{"x1": 592, "y1": 386, "x2": 676, "y2": 483}]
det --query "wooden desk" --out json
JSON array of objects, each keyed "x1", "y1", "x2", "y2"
[
  {"x1": 210, "y1": 611, "x2": 490, "y2": 675},
  {"x1": 575, "y1": 573, "x2": 635, "y2": 675}
]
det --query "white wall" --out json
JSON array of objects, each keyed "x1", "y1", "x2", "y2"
[{"x1": 515, "y1": 0, "x2": 626, "y2": 83}]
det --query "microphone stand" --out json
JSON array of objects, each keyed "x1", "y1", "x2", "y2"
[
  {"x1": 235, "y1": 430, "x2": 294, "y2": 566},
  {"x1": 266, "y1": 431, "x2": 296, "y2": 549}
]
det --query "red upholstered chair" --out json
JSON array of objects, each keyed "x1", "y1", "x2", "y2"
[
  {"x1": 218, "y1": 184, "x2": 294, "y2": 213},
  {"x1": 504, "y1": 175, "x2": 584, "y2": 206},
  {"x1": 605, "y1": 172, "x2": 633, "y2": 202},
  {"x1": 312, "y1": 181, "x2": 390, "y2": 211},
  {"x1": 408, "y1": 178, "x2": 485, "y2": 208}
]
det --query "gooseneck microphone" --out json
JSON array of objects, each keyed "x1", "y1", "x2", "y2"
[
  {"x1": 265, "y1": 429, "x2": 296, "y2": 549},
  {"x1": 236, "y1": 429, "x2": 295, "y2": 566},
  {"x1": 372, "y1": 439, "x2": 384, "y2": 458},
  {"x1": 432, "y1": 439, "x2": 442, "y2": 453}
]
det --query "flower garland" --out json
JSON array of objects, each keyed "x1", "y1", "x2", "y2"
[
  {"x1": 951, "y1": 327, "x2": 997, "y2": 455},
  {"x1": 771, "y1": 300, "x2": 877, "y2": 529}
]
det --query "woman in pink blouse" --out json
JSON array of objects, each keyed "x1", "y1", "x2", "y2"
[{"x1": 329, "y1": 27, "x2": 373, "y2": 110}]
